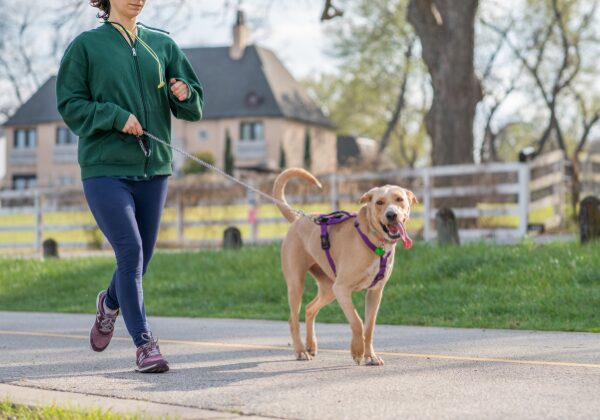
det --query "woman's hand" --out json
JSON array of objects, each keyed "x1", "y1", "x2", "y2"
[
  {"x1": 122, "y1": 114, "x2": 143, "y2": 136},
  {"x1": 170, "y1": 78, "x2": 189, "y2": 101}
]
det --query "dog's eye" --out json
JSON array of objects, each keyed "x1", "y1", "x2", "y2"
[
  {"x1": 376, "y1": 200, "x2": 384, "y2": 206},
  {"x1": 396, "y1": 197, "x2": 403, "y2": 202}
]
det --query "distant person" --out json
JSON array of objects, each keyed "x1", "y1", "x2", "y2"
[{"x1": 56, "y1": 0, "x2": 203, "y2": 373}]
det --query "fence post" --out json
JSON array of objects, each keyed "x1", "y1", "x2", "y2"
[
  {"x1": 517, "y1": 163, "x2": 530, "y2": 237},
  {"x1": 556, "y1": 157, "x2": 566, "y2": 226},
  {"x1": 34, "y1": 190, "x2": 42, "y2": 255},
  {"x1": 423, "y1": 169, "x2": 431, "y2": 241},
  {"x1": 330, "y1": 172, "x2": 339, "y2": 211},
  {"x1": 247, "y1": 179, "x2": 258, "y2": 245},
  {"x1": 176, "y1": 190, "x2": 184, "y2": 245}
]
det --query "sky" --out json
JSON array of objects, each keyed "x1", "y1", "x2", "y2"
[{"x1": 144, "y1": 0, "x2": 339, "y2": 78}]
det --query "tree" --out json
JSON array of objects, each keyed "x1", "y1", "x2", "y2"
[
  {"x1": 407, "y1": 0, "x2": 482, "y2": 165},
  {"x1": 224, "y1": 129, "x2": 234, "y2": 175},
  {"x1": 303, "y1": 130, "x2": 312, "y2": 170},
  {"x1": 484, "y1": 0, "x2": 600, "y2": 154},
  {"x1": 307, "y1": 0, "x2": 428, "y2": 168},
  {"x1": 183, "y1": 151, "x2": 215, "y2": 175}
]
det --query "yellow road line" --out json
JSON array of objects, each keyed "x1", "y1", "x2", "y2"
[{"x1": 1, "y1": 329, "x2": 599, "y2": 369}]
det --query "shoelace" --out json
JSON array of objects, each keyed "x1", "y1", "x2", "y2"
[
  {"x1": 99, "y1": 315, "x2": 117, "y2": 332},
  {"x1": 140, "y1": 332, "x2": 161, "y2": 358}
]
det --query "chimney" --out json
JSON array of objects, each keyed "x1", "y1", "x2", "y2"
[{"x1": 230, "y1": 9, "x2": 249, "y2": 60}]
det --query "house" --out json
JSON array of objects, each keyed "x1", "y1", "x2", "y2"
[
  {"x1": 337, "y1": 135, "x2": 396, "y2": 170},
  {"x1": 3, "y1": 11, "x2": 336, "y2": 190}
]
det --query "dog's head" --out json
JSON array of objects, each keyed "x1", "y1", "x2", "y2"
[{"x1": 359, "y1": 185, "x2": 417, "y2": 246}]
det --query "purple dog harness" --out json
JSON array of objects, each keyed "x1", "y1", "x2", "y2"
[{"x1": 315, "y1": 211, "x2": 392, "y2": 289}]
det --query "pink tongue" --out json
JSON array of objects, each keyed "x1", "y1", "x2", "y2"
[{"x1": 396, "y1": 221, "x2": 412, "y2": 250}]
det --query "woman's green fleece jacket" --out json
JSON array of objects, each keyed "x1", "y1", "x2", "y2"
[{"x1": 56, "y1": 22, "x2": 203, "y2": 180}]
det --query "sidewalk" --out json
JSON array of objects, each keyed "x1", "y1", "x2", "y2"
[{"x1": 2, "y1": 311, "x2": 600, "y2": 419}]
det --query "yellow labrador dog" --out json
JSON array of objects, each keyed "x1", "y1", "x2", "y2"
[{"x1": 273, "y1": 168, "x2": 416, "y2": 365}]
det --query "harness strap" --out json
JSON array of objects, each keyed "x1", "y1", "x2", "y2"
[
  {"x1": 317, "y1": 211, "x2": 392, "y2": 288},
  {"x1": 354, "y1": 220, "x2": 391, "y2": 288},
  {"x1": 317, "y1": 211, "x2": 357, "y2": 276}
]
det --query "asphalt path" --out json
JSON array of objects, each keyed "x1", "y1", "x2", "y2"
[{"x1": 1, "y1": 311, "x2": 600, "y2": 419}]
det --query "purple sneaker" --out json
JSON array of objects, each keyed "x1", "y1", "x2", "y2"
[
  {"x1": 136, "y1": 332, "x2": 169, "y2": 373},
  {"x1": 90, "y1": 290, "x2": 119, "y2": 352}
]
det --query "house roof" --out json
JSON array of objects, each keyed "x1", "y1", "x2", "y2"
[
  {"x1": 4, "y1": 77, "x2": 61, "y2": 126},
  {"x1": 184, "y1": 45, "x2": 332, "y2": 127},
  {"x1": 4, "y1": 45, "x2": 332, "y2": 128}
]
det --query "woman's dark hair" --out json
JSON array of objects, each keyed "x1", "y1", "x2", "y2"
[{"x1": 90, "y1": 0, "x2": 110, "y2": 20}]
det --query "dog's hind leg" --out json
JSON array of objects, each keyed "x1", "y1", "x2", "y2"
[{"x1": 305, "y1": 265, "x2": 335, "y2": 357}]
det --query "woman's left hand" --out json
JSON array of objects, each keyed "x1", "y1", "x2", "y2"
[{"x1": 170, "y1": 78, "x2": 189, "y2": 101}]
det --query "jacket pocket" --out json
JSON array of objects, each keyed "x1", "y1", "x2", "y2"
[{"x1": 99, "y1": 133, "x2": 145, "y2": 165}]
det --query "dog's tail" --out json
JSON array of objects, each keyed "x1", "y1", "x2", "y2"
[{"x1": 273, "y1": 168, "x2": 322, "y2": 223}]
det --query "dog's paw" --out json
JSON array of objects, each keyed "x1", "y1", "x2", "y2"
[
  {"x1": 364, "y1": 355, "x2": 385, "y2": 366},
  {"x1": 350, "y1": 337, "x2": 365, "y2": 365},
  {"x1": 295, "y1": 351, "x2": 313, "y2": 361},
  {"x1": 306, "y1": 345, "x2": 317, "y2": 357}
]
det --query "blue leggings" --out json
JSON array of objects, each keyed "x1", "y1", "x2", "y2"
[{"x1": 83, "y1": 176, "x2": 168, "y2": 348}]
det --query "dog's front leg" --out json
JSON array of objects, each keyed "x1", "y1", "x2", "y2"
[
  {"x1": 364, "y1": 287, "x2": 385, "y2": 366},
  {"x1": 332, "y1": 283, "x2": 364, "y2": 365}
]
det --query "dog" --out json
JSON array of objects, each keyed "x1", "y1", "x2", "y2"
[{"x1": 273, "y1": 168, "x2": 416, "y2": 365}]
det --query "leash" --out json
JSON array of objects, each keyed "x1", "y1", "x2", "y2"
[{"x1": 142, "y1": 130, "x2": 308, "y2": 220}]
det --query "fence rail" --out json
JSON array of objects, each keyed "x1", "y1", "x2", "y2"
[{"x1": 1, "y1": 149, "x2": 594, "y2": 255}]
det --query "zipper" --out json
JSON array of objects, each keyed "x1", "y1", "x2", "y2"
[
  {"x1": 131, "y1": 42, "x2": 152, "y2": 178},
  {"x1": 108, "y1": 22, "x2": 152, "y2": 178}
]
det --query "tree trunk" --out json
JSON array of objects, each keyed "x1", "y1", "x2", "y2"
[{"x1": 407, "y1": 0, "x2": 482, "y2": 165}]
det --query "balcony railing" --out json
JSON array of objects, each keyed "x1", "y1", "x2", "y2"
[
  {"x1": 10, "y1": 149, "x2": 36, "y2": 166},
  {"x1": 53, "y1": 145, "x2": 78, "y2": 163},
  {"x1": 236, "y1": 140, "x2": 266, "y2": 161}
]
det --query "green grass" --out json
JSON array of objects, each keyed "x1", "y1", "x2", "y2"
[
  {"x1": 0, "y1": 400, "x2": 142, "y2": 420},
  {"x1": 1, "y1": 241, "x2": 600, "y2": 332}
]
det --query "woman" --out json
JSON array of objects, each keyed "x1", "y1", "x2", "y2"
[{"x1": 56, "y1": 0, "x2": 203, "y2": 373}]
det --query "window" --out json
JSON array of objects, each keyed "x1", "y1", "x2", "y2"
[
  {"x1": 198, "y1": 130, "x2": 209, "y2": 141},
  {"x1": 13, "y1": 128, "x2": 37, "y2": 149},
  {"x1": 13, "y1": 174, "x2": 37, "y2": 190},
  {"x1": 56, "y1": 175, "x2": 75, "y2": 186},
  {"x1": 240, "y1": 122, "x2": 264, "y2": 142},
  {"x1": 56, "y1": 127, "x2": 78, "y2": 145}
]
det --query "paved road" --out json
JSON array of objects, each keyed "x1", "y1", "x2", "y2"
[{"x1": 1, "y1": 311, "x2": 600, "y2": 419}]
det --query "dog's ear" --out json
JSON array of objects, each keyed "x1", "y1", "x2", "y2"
[
  {"x1": 359, "y1": 191, "x2": 373, "y2": 204},
  {"x1": 406, "y1": 190, "x2": 418, "y2": 205}
]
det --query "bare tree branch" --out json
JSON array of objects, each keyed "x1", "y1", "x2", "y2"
[
  {"x1": 378, "y1": 37, "x2": 416, "y2": 157},
  {"x1": 321, "y1": 0, "x2": 344, "y2": 21}
]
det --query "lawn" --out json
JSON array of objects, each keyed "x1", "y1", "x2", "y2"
[
  {"x1": 0, "y1": 400, "x2": 141, "y2": 420},
  {"x1": 1, "y1": 241, "x2": 599, "y2": 332}
]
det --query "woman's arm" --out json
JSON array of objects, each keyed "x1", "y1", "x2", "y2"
[
  {"x1": 165, "y1": 42, "x2": 204, "y2": 121},
  {"x1": 56, "y1": 56, "x2": 132, "y2": 138}
]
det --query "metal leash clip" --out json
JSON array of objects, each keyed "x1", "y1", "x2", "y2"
[{"x1": 136, "y1": 134, "x2": 152, "y2": 158}]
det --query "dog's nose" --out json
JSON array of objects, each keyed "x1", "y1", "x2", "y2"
[{"x1": 385, "y1": 211, "x2": 398, "y2": 222}]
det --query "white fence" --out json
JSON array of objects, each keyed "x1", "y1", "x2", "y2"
[{"x1": 0, "y1": 150, "x2": 583, "y2": 254}]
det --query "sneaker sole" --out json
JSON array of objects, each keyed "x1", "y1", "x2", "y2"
[{"x1": 136, "y1": 362, "x2": 170, "y2": 373}]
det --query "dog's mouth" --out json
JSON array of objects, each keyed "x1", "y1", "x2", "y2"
[{"x1": 381, "y1": 221, "x2": 412, "y2": 249}]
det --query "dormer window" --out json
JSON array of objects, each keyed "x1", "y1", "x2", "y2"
[{"x1": 245, "y1": 91, "x2": 263, "y2": 108}]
